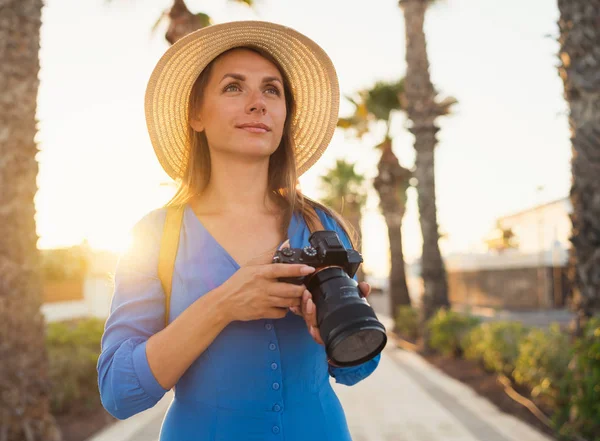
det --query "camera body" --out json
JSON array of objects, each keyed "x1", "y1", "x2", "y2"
[
  {"x1": 272, "y1": 230, "x2": 387, "y2": 367},
  {"x1": 272, "y1": 230, "x2": 363, "y2": 285}
]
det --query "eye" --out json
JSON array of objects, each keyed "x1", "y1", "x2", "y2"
[
  {"x1": 223, "y1": 83, "x2": 241, "y2": 92},
  {"x1": 265, "y1": 85, "x2": 282, "y2": 96}
]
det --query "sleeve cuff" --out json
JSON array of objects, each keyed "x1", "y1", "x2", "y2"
[
  {"x1": 132, "y1": 340, "x2": 169, "y2": 399},
  {"x1": 328, "y1": 353, "x2": 381, "y2": 386}
]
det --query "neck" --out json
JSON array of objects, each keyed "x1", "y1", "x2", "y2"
[{"x1": 193, "y1": 153, "x2": 278, "y2": 215}]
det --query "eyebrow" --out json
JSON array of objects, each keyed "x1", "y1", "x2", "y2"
[{"x1": 220, "y1": 73, "x2": 283, "y2": 85}]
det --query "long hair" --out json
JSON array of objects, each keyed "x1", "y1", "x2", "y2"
[{"x1": 165, "y1": 46, "x2": 358, "y2": 249}]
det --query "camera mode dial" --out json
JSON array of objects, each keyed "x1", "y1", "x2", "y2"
[{"x1": 302, "y1": 246, "x2": 317, "y2": 258}]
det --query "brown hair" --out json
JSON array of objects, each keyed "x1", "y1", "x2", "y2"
[{"x1": 165, "y1": 46, "x2": 358, "y2": 248}]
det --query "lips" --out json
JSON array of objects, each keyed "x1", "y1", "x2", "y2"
[{"x1": 236, "y1": 122, "x2": 271, "y2": 133}]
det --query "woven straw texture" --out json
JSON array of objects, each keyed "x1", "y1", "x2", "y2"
[{"x1": 145, "y1": 20, "x2": 340, "y2": 180}]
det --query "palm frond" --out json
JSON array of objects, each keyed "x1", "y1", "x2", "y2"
[
  {"x1": 319, "y1": 159, "x2": 368, "y2": 211},
  {"x1": 229, "y1": 0, "x2": 254, "y2": 6},
  {"x1": 151, "y1": 9, "x2": 170, "y2": 34},
  {"x1": 365, "y1": 78, "x2": 405, "y2": 121}
]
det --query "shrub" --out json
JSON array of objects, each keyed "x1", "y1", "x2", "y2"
[
  {"x1": 556, "y1": 317, "x2": 600, "y2": 441},
  {"x1": 427, "y1": 309, "x2": 481, "y2": 356},
  {"x1": 394, "y1": 306, "x2": 419, "y2": 341},
  {"x1": 46, "y1": 318, "x2": 105, "y2": 414},
  {"x1": 462, "y1": 321, "x2": 528, "y2": 375},
  {"x1": 513, "y1": 324, "x2": 572, "y2": 408},
  {"x1": 41, "y1": 246, "x2": 88, "y2": 281}
]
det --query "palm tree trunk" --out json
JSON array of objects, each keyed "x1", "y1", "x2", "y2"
[
  {"x1": 400, "y1": 0, "x2": 449, "y2": 325},
  {"x1": 557, "y1": 0, "x2": 600, "y2": 335},
  {"x1": 374, "y1": 140, "x2": 412, "y2": 319},
  {"x1": 384, "y1": 208, "x2": 411, "y2": 318},
  {"x1": 166, "y1": 0, "x2": 208, "y2": 44},
  {"x1": 0, "y1": 1, "x2": 62, "y2": 440}
]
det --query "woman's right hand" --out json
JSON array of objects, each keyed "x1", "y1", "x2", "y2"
[{"x1": 219, "y1": 262, "x2": 315, "y2": 322}]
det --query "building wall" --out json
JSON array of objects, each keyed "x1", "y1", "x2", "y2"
[
  {"x1": 43, "y1": 279, "x2": 84, "y2": 303},
  {"x1": 42, "y1": 250, "x2": 118, "y2": 323},
  {"x1": 441, "y1": 198, "x2": 573, "y2": 310},
  {"x1": 448, "y1": 265, "x2": 569, "y2": 310}
]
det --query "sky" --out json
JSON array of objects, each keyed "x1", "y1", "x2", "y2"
[{"x1": 35, "y1": 0, "x2": 571, "y2": 278}]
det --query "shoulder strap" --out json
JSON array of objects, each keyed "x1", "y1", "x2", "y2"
[
  {"x1": 158, "y1": 205, "x2": 185, "y2": 327},
  {"x1": 158, "y1": 204, "x2": 323, "y2": 327}
]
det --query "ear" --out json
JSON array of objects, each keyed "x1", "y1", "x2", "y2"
[{"x1": 189, "y1": 115, "x2": 204, "y2": 133}]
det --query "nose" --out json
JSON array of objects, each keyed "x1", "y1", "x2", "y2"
[{"x1": 246, "y1": 90, "x2": 267, "y2": 115}]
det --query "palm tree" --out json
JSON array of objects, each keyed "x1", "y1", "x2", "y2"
[
  {"x1": 398, "y1": 0, "x2": 456, "y2": 325},
  {"x1": 319, "y1": 159, "x2": 367, "y2": 282},
  {"x1": 0, "y1": 1, "x2": 62, "y2": 440},
  {"x1": 374, "y1": 137, "x2": 413, "y2": 317},
  {"x1": 338, "y1": 79, "x2": 413, "y2": 322},
  {"x1": 557, "y1": 0, "x2": 600, "y2": 335},
  {"x1": 149, "y1": 0, "x2": 254, "y2": 44}
]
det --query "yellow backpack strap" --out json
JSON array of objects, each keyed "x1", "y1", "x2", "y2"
[{"x1": 158, "y1": 205, "x2": 185, "y2": 327}]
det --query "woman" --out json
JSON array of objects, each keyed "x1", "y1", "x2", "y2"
[{"x1": 97, "y1": 21, "x2": 381, "y2": 440}]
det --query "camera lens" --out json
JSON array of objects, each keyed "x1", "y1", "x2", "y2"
[{"x1": 307, "y1": 267, "x2": 387, "y2": 367}]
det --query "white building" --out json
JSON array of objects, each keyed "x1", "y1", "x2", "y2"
[
  {"x1": 497, "y1": 197, "x2": 572, "y2": 256},
  {"x1": 445, "y1": 197, "x2": 572, "y2": 272}
]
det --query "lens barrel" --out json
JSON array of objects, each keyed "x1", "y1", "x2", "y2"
[{"x1": 307, "y1": 267, "x2": 387, "y2": 367}]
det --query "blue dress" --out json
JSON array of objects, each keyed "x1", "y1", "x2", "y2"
[{"x1": 97, "y1": 205, "x2": 381, "y2": 441}]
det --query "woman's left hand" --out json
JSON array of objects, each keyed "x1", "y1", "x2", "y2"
[{"x1": 289, "y1": 281, "x2": 372, "y2": 346}]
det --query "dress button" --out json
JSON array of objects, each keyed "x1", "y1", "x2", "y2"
[
  {"x1": 269, "y1": 343, "x2": 276, "y2": 351},
  {"x1": 272, "y1": 382, "x2": 280, "y2": 390},
  {"x1": 271, "y1": 362, "x2": 278, "y2": 370},
  {"x1": 273, "y1": 404, "x2": 281, "y2": 412},
  {"x1": 265, "y1": 323, "x2": 273, "y2": 330},
  {"x1": 272, "y1": 426, "x2": 280, "y2": 434}
]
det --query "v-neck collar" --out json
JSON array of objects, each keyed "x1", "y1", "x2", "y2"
[{"x1": 184, "y1": 204, "x2": 298, "y2": 271}]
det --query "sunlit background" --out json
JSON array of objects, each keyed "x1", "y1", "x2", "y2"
[{"x1": 35, "y1": 0, "x2": 570, "y2": 278}]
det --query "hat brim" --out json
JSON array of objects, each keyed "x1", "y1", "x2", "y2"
[{"x1": 145, "y1": 20, "x2": 340, "y2": 181}]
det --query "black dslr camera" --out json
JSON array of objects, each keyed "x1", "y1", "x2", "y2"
[{"x1": 272, "y1": 230, "x2": 387, "y2": 367}]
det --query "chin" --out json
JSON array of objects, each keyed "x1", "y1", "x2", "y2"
[
  {"x1": 234, "y1": 138, "x2": 278, "y2": 155},
  {"x1": 225, "y1": 143, "x2": 278, "y2": 159}
]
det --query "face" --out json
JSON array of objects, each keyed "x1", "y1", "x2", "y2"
[{"x1": 190, "y1": 48, "x2": 287, "y2": 162}]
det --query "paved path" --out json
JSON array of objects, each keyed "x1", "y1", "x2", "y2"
[
  {"x1": 452, "y1": 305, "x2": 574, "y2": 328},
  {"x1": 370, "y1": 290, "x2": 574, "y2": 329},
  {"x1": 89, "y1": 315, "x2": 554, "y2": 441}
]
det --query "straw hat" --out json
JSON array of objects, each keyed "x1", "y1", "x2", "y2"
[{"x1": 145, "y1": 20, "x2": 340, "y2": 181}]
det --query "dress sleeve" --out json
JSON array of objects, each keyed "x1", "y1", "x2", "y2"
[
  {"x1": 96, "y1": 209, "x2": 170, "y2": 419},
  {"x1": 315, "y1": 209, "x2": 382, "y2": 386}
]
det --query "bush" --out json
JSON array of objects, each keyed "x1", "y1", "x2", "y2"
[
  {"x1": 394, "y1": 306, "x2": 419, "y2": 341},
  {"x1": 427, "y1": 309, "x2": 481, "y2": 356},
  {"x1": 462, "y1": 321, "x2": 529, "y2": 375},
  {"x1": 513, "y1": 324, "x2": 572, "y2": 408},
  {"x1": 41, "y1": 246, "x2": 88, "y2": 281},
  {"x1": 46, "y1": 318, "x2": 105, "y2": 414},
  {"x1": 556, "y1": 317, "x2": 600, "y2": 441}
]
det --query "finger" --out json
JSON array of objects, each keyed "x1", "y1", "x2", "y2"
[
  {"x1": 309, "y1": 326, "x2": 324, "y2": 345},
  {"x1": 268, "y1": 283, "x2": 306, "y2": 298},
  {"x1": 266, "y1": 307, "x2": 288, "y2": 320},
  {"x1": 278, "y1": 239, "x2": 290, "y2": 251},
  {"x1": 263, "y1": 263, "x2": 316, "y2": 279},
  {"x1": 301, "y1": 290, "x2": 310, "y2": 315},
  {"x1": 289, "y1": 306, "x2": 302, "y2": 316},
  {"x1": 271, "y1": 296, "x2": 302, "y2": 309},
  {"x1": 358, "y1": 281, "x2": 371, "y2": 298},
  {"x1": 306, "y1": 298, "x2": 318, "y2": 328}
]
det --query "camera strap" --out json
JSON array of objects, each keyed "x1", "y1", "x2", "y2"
[
  {"x1": 158, "y1": 204, "x2": 324, "y2": 327},
  {"x1": 159, "y1": 205, "x2": 185, "y2": 328}
]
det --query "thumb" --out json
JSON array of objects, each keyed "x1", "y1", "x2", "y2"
[{"x1": 278, "y1": 239, "x2": 290, "y2": 251}]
